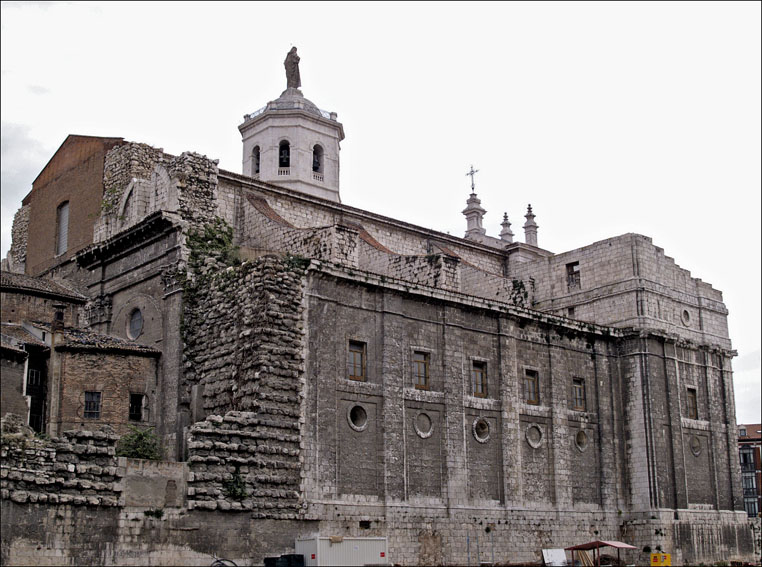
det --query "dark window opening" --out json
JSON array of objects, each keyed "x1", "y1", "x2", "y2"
[
  {"x1": 566, "y1": 261, "x2": 580, "y2": 290},
  {"x1": 312, "y1": 145, "x2": 324, "y2": 173},
  {"x1": 84, "y1": 391, "x2": 101, "y2": 419},
  {"x1": 359, "y1": 520, "x2": 371, "y2": 529},
  {"x1": 524, "y1": 369, "x2": 539, "y2": 405},
  {"x1": 279, "y1": 141, "x2": 290, "y2": 168},
  {"x1": 413, "y1": 351, "x2": 429, "y2": 390},
  {"x1": 471, "y1": 361, "x2": 487, "y2": 398},
  {"x1": 129, "y1": 393, "x2": 144, "y2": 422},
  {"x1": 572, "y1": 378, "x2": 586, "y2": 411},
  {"x1": 348, "y1": 340, "x2": 366, "y2": 381},
  {"x1": 27, "y1": 368, "x2": 41, "y2": 387},
  {"x1": 252, "y1": 146, "x2": 261, "y2": 175}
]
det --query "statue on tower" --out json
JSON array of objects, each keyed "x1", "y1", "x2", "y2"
[{"x1": 284, "y1": 47, "x2": 301, "y2": 89}]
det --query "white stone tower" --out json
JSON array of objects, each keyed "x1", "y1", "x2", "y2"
[{"x1": 238, "y1": 48, "x2": 345, "y2": 202}]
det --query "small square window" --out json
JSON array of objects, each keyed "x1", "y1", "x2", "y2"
[
  {"x1": 348, "y1": 341, "x2": 366, "y2": 381},
  {"x1": 129, "y1": 393, "x2": 144, "y2": 421},
  {"x1": 471, "y1": 361, "x2": 487, "y2": 398},
  {"x1": 686, "y1": 388, "x2": 698, "y2": 419},
  {"x1": 566, "y1": 262, "x2": 581, "y2": 290},
  {"x1": 413, "y1": 351, "x2": 429, "y2": 390},
  {"x1": 524, "y1": 370, "x2": 539, "y2": 405},
  {"x1": 572, "y1": 378, "x2": 586, "y2": 411},
  {"x1": 84, "y1": 391, "x2": 101, "y2": 419}
]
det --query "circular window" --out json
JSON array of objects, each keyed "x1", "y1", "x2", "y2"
[
  {"x1": 414, "y1": 412, "x2": 433, "y2": 439},
  {"x1": 690, "y1": 436, "x2": 701, "y2": 457},
  {"x1": 575, "y1": 430, "x2": 589, "y2": 452},
  {"x1": 473, "y1": 418, "x2": 490, "y2": 443},
  {"x1": 681, "y1": 310, "x2": 691, "y2": 326},
  {"x1": 526, "y1": 424, "x2": 543, "y2": 448},
  {"x1": 348, "y1": 405, "x2": 368, "y2": 432},
  {"x1": 128, "y1": 308, "x2": 143, "y2": 339}
]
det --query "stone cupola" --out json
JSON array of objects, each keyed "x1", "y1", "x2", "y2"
[{"x1": 238, "y1": 48, "x2": 345, "y2": 203}]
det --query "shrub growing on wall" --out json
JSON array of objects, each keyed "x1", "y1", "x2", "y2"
[{"x1": 116, "y1": 425, "x2": 161, "y2": 460}]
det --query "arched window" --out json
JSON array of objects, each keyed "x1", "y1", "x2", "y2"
[
  {"x1": 278, "y1": 141, "x2": 290, "y2": 168},
  {"x1": 252, "y1": 146, "x2": 261, "y2": 175},
  {"x1": 312, "y1": 144, "x2": 324, "y2": 173},
  {"x1": 55, "y1": 201, "x2": 69, "y2": 256}
]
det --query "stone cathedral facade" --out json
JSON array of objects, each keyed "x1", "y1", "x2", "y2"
[{"x1": 1, "y1": 52, "x2": 756, "y2": 565}]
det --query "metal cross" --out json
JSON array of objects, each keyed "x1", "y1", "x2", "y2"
[{"x1": 465, "y1": 165, "x2": 479, "y2": 192}]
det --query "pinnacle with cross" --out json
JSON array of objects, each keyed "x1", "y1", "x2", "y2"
[{"x1": 465, "y1": 165, "x2": 479, "y2": 193}]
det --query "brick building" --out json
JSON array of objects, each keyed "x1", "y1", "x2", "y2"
[
  {"x1": 0, "y1": 51, "x2": 755, "y2": 565},
  {"x1": 0, "y1": 271, "x2": 160, "y2": 435},
  {"x1": 739, "y1": 423, "x2": 762, "y2": 517}
]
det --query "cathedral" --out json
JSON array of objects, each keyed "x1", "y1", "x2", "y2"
[{"x1": 1, "y1": 49, "x2": 756, "y2": 566}]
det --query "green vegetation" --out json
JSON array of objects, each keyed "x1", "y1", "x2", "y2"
[
  {"x1": 223, "y1": 468, "x2": 248, "y2": 501},
  {"x1": 116, "y1": 426, "x2": 161, "y2": 460}
]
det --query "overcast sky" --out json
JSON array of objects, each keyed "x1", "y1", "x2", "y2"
[{"x1": 1, "y1": 1, "x2": 759, "y2": 423}]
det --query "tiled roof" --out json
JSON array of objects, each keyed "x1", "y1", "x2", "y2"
[
  {"x1": 0, "y1": 271, "x2": 86, "y2": 302},
  {"x1": 739, "y1": 423, "x2": 762, "y2": 441},
  {"x1": 31, "y1": 322, "x2": 160, "y2": 355},
  {"x1": 0, "y1": 323, "x2": 48, "y2": 348}
]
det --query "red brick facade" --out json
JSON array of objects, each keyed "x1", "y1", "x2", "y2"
[{"x1": 22, "y1": 135, "x2": 123, "y2": 276}]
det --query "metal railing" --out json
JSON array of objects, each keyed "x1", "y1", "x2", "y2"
[{"x1": 741, "y1": 461, "x2": 756, "y2": 473}]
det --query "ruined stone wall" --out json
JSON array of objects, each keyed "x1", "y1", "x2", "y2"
[
  {"x1": 185, "y1": 411, "x2": 302, "y2": 518},
  {"x1": 1, "y1": 423, "x2": 123, "y2": 507},
  {"x1": 7, "y1": 205, "x2": 29, "y2": 274},
  {"x1": 182, "y1": 255, "x2": 305, "y2": 417},
  {"x1": 96, "y1": 143, "x2": 219, "y2": 243}
]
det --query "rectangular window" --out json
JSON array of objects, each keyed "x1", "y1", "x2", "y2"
[
  {"x1": 744, "y1": 498, "x2": 759, "y2": 518},
  {"x1": 55, "y1": 201, "x2": 69, "y2": 256},
  {"x1": 412, "y1": 351, "x2": 429, "y2": 390},
  {"x1": 572, "y1": 378, "x2": 586, "y2": 411},
  {"x1": 84, "y1": 391, "x2": 101, "y2": 419},
  {"x1": 129, "y1": 393, "x2": 144, "y2": 422},
  {"x1": 347, "y1": 340, "x2": 366, "y2": 381},
  {"x1": 740, "y1": 449, "x2": 755, "y2": 472},
  {"x1": 686, "y1": 388, "x2": 698, "y2": 419},
  {"x1": 27, "y1": 368, "x2": 41, "y2": 387},
  {"x1": 524, "y1": 369, "x2": 539, "y2": 405},
  {"x1": 471, "y1": 361, "x2": 487, "y2": 398},
  {"x1": 566, "y1": 261, "x2": 581, "y2": 290}
]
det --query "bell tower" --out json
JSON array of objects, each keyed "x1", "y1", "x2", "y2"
[{"x1": 239, "y1": 47, "x2": 345, "y2": 203}]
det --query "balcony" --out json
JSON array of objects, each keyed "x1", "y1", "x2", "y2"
[
  {"x1": 743, "y1": 487, "x2": 758, "y2": 498},
  {"x1": 740, "y1": 461, "x2": 755, "y2": 473},
  {"x1": 278, "y1": 168, "x2": 290, "y2": 176},
  {"x1": 312, "y1": 172, "x2": 324, "y2": 182}
]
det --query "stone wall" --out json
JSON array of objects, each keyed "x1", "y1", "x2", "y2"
[
  {"x1": 96, "y1": 143, "x2": 219, "y2": 243},
  {"x1": 1, "y1": 419, "x2": 122, "y2": 507},
  {"x1": 6, "y1": 204, "x2": 29, "y2": 274},
  {"x1": 182, "y1": 255, "x2": 305, "y2": 417},
  {"x1": 185, "y1": 411, "x2": 302, "y2": 518}
]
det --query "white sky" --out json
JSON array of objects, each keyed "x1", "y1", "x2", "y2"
[{"x1": 1, "y1": 1, "x2": 760, "y2": 423}]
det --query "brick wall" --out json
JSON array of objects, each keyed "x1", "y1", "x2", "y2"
[
  {"x1": 24, "y1": 136, "x2": 124, "y2": 276},
  {"x1": 0, "y1": 291, "x2": 80, "y2": 327},
  {"x1": 1, "y1": 353, "x2": 28, "y2": 420},
  {"x1": 55, "y1": 350, "x2": 159, "y2": 436}
]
